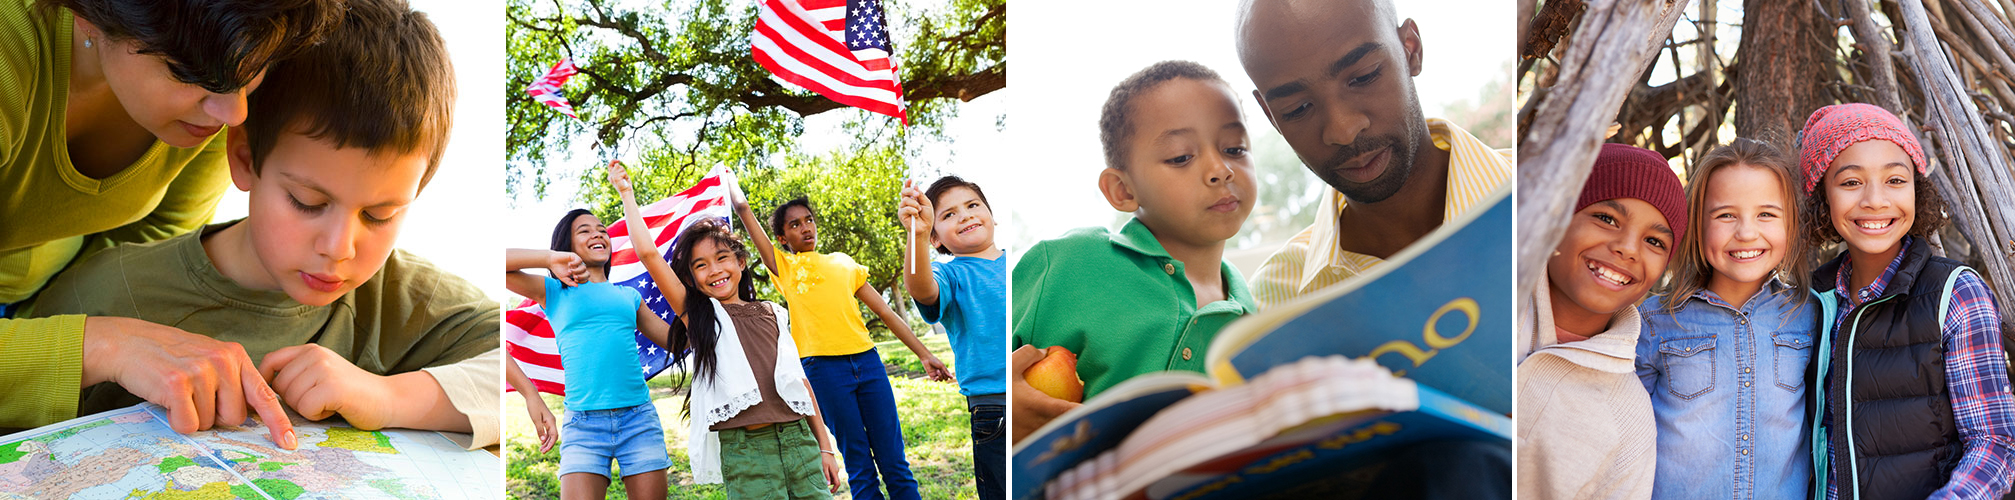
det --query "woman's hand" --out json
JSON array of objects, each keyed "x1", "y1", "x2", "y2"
[
  {"x1": 547, "y1": 250, "x2": 587, "y2": 286},
  {"x1": 1010, "y1": 345, "x2": 1081, "y2": 445},
  {"x1": 81, "y1": 317, "x2": 298, "y2": 449}
]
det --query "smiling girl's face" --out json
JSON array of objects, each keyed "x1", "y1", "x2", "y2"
[
  {"x1": 569, "y1": 214, "x2": 612, "y2": 266},
  {"x1": 1701, "y1": 165, "x2": 1792, "y2": 299},
  {"x1": 688, "y1": 236, "x2": 747, "y2": 302},
  {"x1": 1824, "y1": 140, "x2": 1916, "y2": 261}
]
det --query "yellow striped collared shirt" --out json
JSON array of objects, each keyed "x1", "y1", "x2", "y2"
[{"x1": 1249, "y1": 118, "x2": 1512, "y2": 310}]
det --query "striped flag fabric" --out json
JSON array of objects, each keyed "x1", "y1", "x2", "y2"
[
  {"x1": 505, "y1": 167, "x2": 738, "y2": 395},
  {"x1": 523, "y1": 58, "x2": 581, "y2": 119},
  {"x1": 752, "y1": 0, "x2": 907, "y2": 123}
]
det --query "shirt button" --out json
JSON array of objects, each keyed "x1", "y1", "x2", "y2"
[
  {"x1": 1744, "y1": 367, "x2": 1752, "y2": 374},
  {"x1": 1164, "y1": 262, "x2": 1176, "y2": 275},
  {"x1": 1739, "y1": 318, "x2": 1747, "y2": 325},
  {"x1": 1182, "y1": 347, "x2": 1193, "y2": 360},
  {"x1": 1742, "y1": 449, "x2": 1749, "y2": 455},
  {"x1": 1743, "y1": 381, "x2": 1750, "y2": 387}
]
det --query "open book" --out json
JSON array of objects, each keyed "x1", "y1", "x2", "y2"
[
  {"x1": 1011, "y1": 186, "x2": 1512, "y2": 500},
  {"x1": 0, "y1": 403, "x2": 497, "y2": 500}
]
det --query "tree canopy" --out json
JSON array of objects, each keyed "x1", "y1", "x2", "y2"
[{"x1": 505, "y1": 0, "x2": 1005, "y2": 330}]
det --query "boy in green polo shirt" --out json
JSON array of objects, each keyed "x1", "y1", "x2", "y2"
[{"x1": 1009, "y1": 60, "x2": 1259, "y2": 443}]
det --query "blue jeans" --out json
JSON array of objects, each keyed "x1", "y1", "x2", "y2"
[
  {"x1": 969, "y1": 394, "x2": 1004, "y2": 500},
  {"x1": 556, "y1": 402, "x2": 670, "y2": 478},
  {"x1": 802, "y1": 350, "x2": 919, "y2": 500}
]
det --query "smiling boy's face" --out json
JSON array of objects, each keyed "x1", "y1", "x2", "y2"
[
  {"x1": 929, "y1": 186, "x2": 995, "y2": 255},
  {"x1": 1824, "y1": 140, "x2": 1916, "y2": 260},
  {"x1": 1103, "y1": 78, "x2": 1258, "y2": 249},
  {"x1": 223, "y1": 128, "x2": 428, "y2": 306},
  {"x1": 1546, "y1": 198, "x2": 1674, "y2": 328}
]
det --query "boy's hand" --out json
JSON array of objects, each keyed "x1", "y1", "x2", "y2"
[
  {"x1": 896, "y1": 180, "x2": 933, "y2": 239},
  {"x1": 820, "y1": 452, "x2": 844, "y2": 493},
  {"x1": 82, "y1": 316, "x2": 298, "y2": 449},
  {"x1": 523, "y1": 395, "x2": 558, "y2": 453},
  {"x1": 606, "y1": 159, "x2": 632, "y2": 196},
  {"x1": 1010, "y1": 345, "x2": 1080, "y2": 445},
  {"x1": 547, "y1": 251, "x2": 587, "y2": 286},
  {"x1": 922, "y1": 354, "x2": 955, "y2": 382},
  {"x1": 258, "y1": 344, "x2": 400, "y2": 430}
]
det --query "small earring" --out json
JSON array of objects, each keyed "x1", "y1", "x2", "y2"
[{"x1": 82, "y1": 38, "x2": 92, "y2": 48}]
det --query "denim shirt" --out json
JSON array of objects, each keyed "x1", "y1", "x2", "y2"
[{"x1": 1637, "y1": 280, "x2": 1817, "y2": 500}]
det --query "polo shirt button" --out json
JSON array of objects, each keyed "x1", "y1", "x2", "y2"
[
  {"x1": 1164, "y1": 263, "x2": 1176, "y2": 275},
  {"x1": 1182, "y1": 347, "x2": 1192, "y2": 360}
]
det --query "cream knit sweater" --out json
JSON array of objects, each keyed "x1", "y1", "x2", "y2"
[{"x1": 1516, "y1": 276, "x2": 1657, "y2": 500}]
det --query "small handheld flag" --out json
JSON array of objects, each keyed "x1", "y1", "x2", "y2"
[{"x1": 525, "y1": 58, "x2": 581, "y2": 119}]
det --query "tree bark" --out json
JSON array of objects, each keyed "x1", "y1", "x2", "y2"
[
  {"x1": 1732, "y1": 0, "x2": 1835, "y2": 146},
  {"x1": 1516, "y1": 0, "x2": 1691, "y2": 304}
]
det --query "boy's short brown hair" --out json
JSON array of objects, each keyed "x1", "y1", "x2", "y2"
[
  {"x1": 1098, "y1": 60, "x2": 1228, "y2": 171},
  {"x1": 242, "y1": 0, "x2": 455, "y2": 189}
]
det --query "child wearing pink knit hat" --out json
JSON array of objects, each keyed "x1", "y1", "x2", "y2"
[
  {"x1": 1799, "y1": 102, "x2": 2015, "y2": 498},
  {"x1": 1517, "y1": 143, "x2": 1686, "y2": 499}
]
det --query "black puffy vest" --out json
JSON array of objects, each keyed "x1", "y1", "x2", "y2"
[{"x1": 1813, "y1": 237, "x2": 1965, "y2": 500}]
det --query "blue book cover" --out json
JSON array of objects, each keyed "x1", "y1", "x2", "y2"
[
  {"x1": 1208, "y1": 186, "x2": 1512, "y2": 415},
  {"x1": 1010, "y1": 374, "x2": 1203, "y2": 500}
]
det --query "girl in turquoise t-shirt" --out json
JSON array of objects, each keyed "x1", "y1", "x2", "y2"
[{"x1": 504, "y1": 203, "x2": 676, "y2": 500}]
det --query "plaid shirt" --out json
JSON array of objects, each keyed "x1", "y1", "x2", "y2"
[{"x1": 1826, "y1": 237, "x2": 2015, "y2": 499}]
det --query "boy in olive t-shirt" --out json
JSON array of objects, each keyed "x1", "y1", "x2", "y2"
[{"x1": 19, "y1": 0, "x2": 500, "y2": 449}]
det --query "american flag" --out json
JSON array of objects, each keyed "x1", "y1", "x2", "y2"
[
  {"x1": 505, "y1": 167, "x2": 737, "y2": 395},
  {"x1": 524, "y1": 58, "x2": 580, "y2": 119},
  {"x1": 752, "y1": 0, "x2": 907, "y2": 124}
]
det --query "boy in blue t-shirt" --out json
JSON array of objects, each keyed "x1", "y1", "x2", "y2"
[{"x1": 899, "y1": 175, "x2": 1007, "y2": 500}]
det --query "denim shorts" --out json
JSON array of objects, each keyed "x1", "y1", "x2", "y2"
[{"x1": 557, "y1": 402, "x2": 670, "y2": 478}]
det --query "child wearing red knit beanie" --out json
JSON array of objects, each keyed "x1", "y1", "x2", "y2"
[
  {"x1": 1517, "y1": 143, "x2": 1687, "y2": 500},
  {"x1": 1800, "y1": 102, "x2": 2015, "y2": 499}
]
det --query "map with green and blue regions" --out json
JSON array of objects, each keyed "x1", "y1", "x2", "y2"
[{"x1": 0, "y1": 403, "x2": 498, "y2": 500}]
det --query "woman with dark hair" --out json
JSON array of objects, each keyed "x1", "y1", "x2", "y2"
[
  {"x1": 503, "y1": 162, "x2": 681, "y2": 500},
  {"x1": 0, "y1": 0, "x2": 341, "y2": 441}
]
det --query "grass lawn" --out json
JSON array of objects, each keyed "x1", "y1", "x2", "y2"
[{"x1": 506, "y1": 335, "x2": 976, "y2": 499}]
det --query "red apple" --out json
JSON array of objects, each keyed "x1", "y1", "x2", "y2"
[{"x1": 1023, "y1": 345, "x2": 1084, "y2": 403}]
